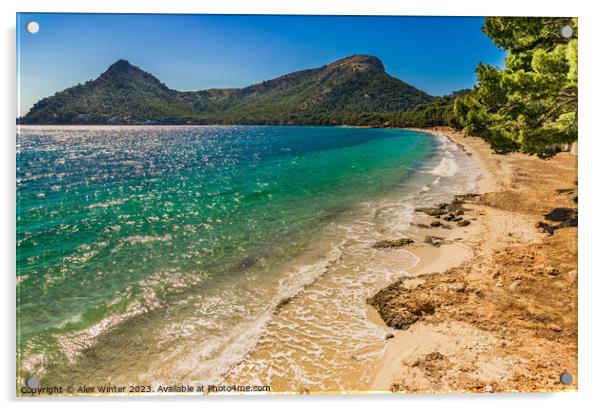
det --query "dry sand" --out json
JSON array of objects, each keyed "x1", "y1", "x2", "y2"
[{"x1": 368, "y1": 127, "x2": 578, "y2": 393}]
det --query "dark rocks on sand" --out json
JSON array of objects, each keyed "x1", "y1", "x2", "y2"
[
  {"x1": 544, "y1": 207, "x2": 577, "y2": 223},
  {"x1": 535, "y1": 208, "x2": 578, "y2": 235},
  {"x1": 457, "y1": 220, "x2": 471, "y2": 227},
  {"x1": 373, "y1": 238, "x2": 415, "y2": 249},
  {"x1": 424, "y1": 235, "x2": 446, "y2": 247},
  {"x1": 415, "y1": 207, "x2": 447, "y2": 217},
  {"x1": 430, "y1": 220, "x2": 442, "y2": 227}
]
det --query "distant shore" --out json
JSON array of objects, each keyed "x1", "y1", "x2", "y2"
[{"x1": 367, "y1": 127, "x2": 578, "y2": 393}]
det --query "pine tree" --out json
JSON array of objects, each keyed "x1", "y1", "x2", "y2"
[{"x1": 455, "y1": 17, "x2": 578, "y2": 157}]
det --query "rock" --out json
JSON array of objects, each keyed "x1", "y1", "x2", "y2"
[
  {"x1": 415, "y1": 207, "x2": 447, "y2": 217},
  {"x1": 544, "y1": 207, "x2": 577, "y2": 223},
  {"x1": 441, "y1": 224, "x2": 453, "y2": 229},
  {"x1": 414, "y1": 223, "x2": 431, "y2": 229},
  {"x1": 457, "y1": 220, "x2": 471, "y2": 227},
  {"x1": 452, "y1": 217, "x2": 463, "y2": 222},
  {"x1": 385, "y1": 332, "x2": 395, "y2": 340},
  {"x1": 444, "y1": 214, "x2": 455, "y2": 221},
  {"x1": 536, "y1": 209, "x2": 578, "y2": 235},
  {"x1": 424, "y1": 236, "x2": 445, "y2": 247},
  {"x1": 373, "y1": 238, "x2": 414, "y2": 249},
  {"x1": 547, "y1": 323, "x2": 562, "y2": 332},
  {"x1": 430, "y1": 220, "x2": 442, "y2": 227},
  {"x1": 559, "y1": 216, "x2": 578, "y2": 228},
  {"x1": 455, "y1": 210, "x2": 465, "y2": 216}
]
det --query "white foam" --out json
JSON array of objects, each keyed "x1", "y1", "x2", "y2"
[{"x1": 430, "y1": 156, "x2": 459, "y2": 177}]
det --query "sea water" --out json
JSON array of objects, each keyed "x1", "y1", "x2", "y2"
[{"x1": 16, "y1": 125, "x2": 478, "y2": 391}]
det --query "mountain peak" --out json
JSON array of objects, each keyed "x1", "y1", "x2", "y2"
[
  {"x1": 104, "y1": 59, "x2": 143, "y2": 76},
  {"x1": 328, "y1": 55, "x2": 385, "y2": 72}
]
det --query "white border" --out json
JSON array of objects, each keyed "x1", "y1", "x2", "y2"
[{"x1": 2, "y1": 1, "x2": 601, "y2": 409}]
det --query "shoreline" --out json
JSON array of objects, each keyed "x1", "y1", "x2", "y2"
[
  {"x1": 367, "y1": 127, "x2": 491, "y2": 390},
  {"x1": 366, "y1": 126, "x2": 578, "y2": 393}
]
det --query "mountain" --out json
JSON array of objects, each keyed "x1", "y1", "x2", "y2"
[{"x1": 19, "y1": 55, "x2": 434, "y2": 125}]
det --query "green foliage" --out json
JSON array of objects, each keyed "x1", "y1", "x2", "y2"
[
  {"x1": 20, "y1": 55, "x2": 433, "y2": 126},
  {"x1": 456, "y1": 17, "x2": 578, "y2": 157}
]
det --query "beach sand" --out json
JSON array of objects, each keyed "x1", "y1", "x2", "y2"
[{"x1": 367, "y1": 126, "x2": 578, "y2": 393}]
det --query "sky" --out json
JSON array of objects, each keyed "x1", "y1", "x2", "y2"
[{"x1": 17, "y1": 13, "x2": 506, "y2": 115}]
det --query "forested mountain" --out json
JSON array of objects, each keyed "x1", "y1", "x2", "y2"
[
  {"x1": 20, "y1": 55, "x2": 434, "y2": 125},
  {"x1": 20, "y1": 17, "x2": 578, "y2": 158}
]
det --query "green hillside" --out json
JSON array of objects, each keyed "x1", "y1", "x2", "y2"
[{"x1": 20, "y1": 55, "x2": 434, "y2": 125}]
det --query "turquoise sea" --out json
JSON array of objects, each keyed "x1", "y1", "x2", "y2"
[{"x1": 16, "y1": 125, "x2": 477, "y2": 390}]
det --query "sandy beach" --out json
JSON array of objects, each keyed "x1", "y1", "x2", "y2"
[{"x1": 367, "y1": 126, "x2": 578, "y2": 393}]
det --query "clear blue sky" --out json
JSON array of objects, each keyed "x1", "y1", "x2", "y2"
[{"x1": 17, "y1": 13, "x2": 505, "y2": 115}]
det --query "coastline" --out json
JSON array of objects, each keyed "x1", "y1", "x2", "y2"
[
  {"x1": 367, "y1": 126, "x2": 578, "y2": 393},
  {"x1": 16, "y1": 125, "x2": 577, "y2": 394}
]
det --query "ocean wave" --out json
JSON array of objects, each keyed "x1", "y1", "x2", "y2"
[
  {"x1": 158, "y1": 244, "x2": 346, "y2": 388},
  {"x1": 56, "y1": 288, "x2": 162, "y2": 364},
  {"x1": 430, "y1": 156, "x2": 459, "y2": 177}
]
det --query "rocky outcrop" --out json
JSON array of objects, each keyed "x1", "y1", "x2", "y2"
[
  {"x1": 536, "y1": 207, "x2": 578, "y2": 235},
  {"x1": 424, "y1": 236, "x2": 447, "y2": 247},
  {"x1": 373, "y1": 238, "x2": 415, "y2": 249},
  {"x1": 368, "y1": 272, "x2": 469, "y2": 329}
]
